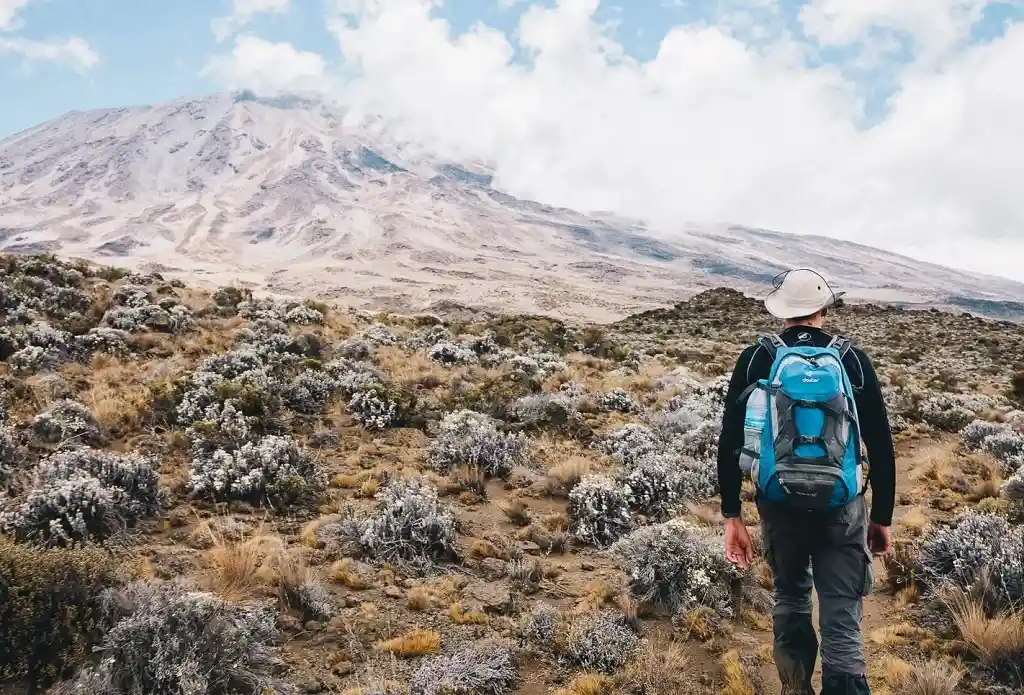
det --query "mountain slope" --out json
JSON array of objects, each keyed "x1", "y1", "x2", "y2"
[{"x1": 2, "y1": 90, "x2": 1022, "y2": 322}]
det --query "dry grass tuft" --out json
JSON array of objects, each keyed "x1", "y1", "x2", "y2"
[
  {"x1": 546, "y1": 457, "x2": 592, "y2": 496},
  {"x1": 405, "y1": 586, "x2": 432, "y2": 611},
  {"x1": 870, "y1": 623, "x2": 932, "y2": 647},
  {"x1": 893, "y1": 659, "x2": 964, "y2": 695},
  {"x1": 375, "y1": 628, "x2": 442, "y2": 657},
  {"x1": 719, "y1": 650, "x2": 757, "y2": 695},
  {"x1": 449, "y1": 602, "x2": 490, "y2": 625},
  {"x1": 498, "y1": 497, "x2": 532, "y2": 526},
  {"x1": 899, "y1": 507, "x2": 929, "y2": 537},
  {"x1": 556, "y1": 673, "x2": 613, "y2": 695},
  {"x1": 950, "y1": 593, "x2": 1024, "y2": 665},
  {"x1": 330, "y1": 558, "x2": 374, "y2": 590},
  {"x1": 617, "y1": 643, "x2": 690, "y2": 695},
  {"x1": 199, "y1": 524, "x2": 284, "y2": 601},
  {"x1": 676, "y1": 606, "x2": 723, "y2": 641}
]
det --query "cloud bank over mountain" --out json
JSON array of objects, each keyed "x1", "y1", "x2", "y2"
[{"x1": 204, "y1": 0, "x2": 1024, "y2": 282}]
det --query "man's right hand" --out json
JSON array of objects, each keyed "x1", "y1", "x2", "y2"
[{"x1": 724, "y1": 517, "x2": 755, "y2": 570}]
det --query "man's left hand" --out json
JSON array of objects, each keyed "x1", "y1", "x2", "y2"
[{"x1": 868, "y1": 521, "x2": 891, "y2": 556}]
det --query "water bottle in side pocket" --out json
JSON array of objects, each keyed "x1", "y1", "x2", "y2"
[{"x1": 738, "y1": 381, "x2": 768, "y2": 475}]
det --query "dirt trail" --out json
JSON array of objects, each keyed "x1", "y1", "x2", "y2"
[{"x1": 754, "y1": 435, "x2": 955, "y2": 692}]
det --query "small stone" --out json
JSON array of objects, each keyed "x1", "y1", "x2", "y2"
[
  {"x1": 383, "y1": 585, "x2": 404, "y2": 599},
  {"x1": 580, "y1": 561, "x2": 595, "y2": 571},
  {"x1": 304, "y1": 620, "x2": 323, "y2": 632}
]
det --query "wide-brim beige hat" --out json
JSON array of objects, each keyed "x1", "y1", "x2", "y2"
[{"x1": 764, "y1": 268, "x2": 845, "y2": 319}]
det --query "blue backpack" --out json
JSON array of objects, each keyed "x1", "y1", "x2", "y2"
[{"x1": 738, "y1": 333, "x2": 864, "y2": 510}]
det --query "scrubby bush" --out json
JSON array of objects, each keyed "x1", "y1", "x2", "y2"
[
  {"x1": 52, "y1": 580, "x2": 291, "y2": 695},
  {"x1": 409, "y1": 641, "x2": 519, "y2": 695},
  {"x1": 428, "y1": 410, "x2": 529, "y2": 478},
  {"x1": 0, "y1": 539, "x2": 123, "y2": 688},
  {"x1": 284, "y1": 304, "x2": 325, "y2": 325},
  {"x1": 1, "y1": 474, "x2": 122, "y2": 548},
  {"x1": 74, "y1": 327, "x2": 130, "y2": 359},
  {"x1": 1003, "y1": 463, "x2": 1024, "y2": 503},
  {"x1": 362, "y1": 323, "x2": 398, "y2": 347},
  {"x1": 1, "y1": 449, "x2": 162, "y2": 549},
  {"x1": 961, "y1": 419, "x2": 1024, "y2": 474},
  {"x1": 187, "y1": 434, "x2": 326, "y2": 509},
  {"x1": 597, "y1": 388, "x2": 639, "y2": 413},
  {"x1": 620, "y1": 456, "x2": 686, "y2": 521},
  {"x1": 609, "y1": 518, "x2": 748, "y2": 617},
  {"x1": 0, "y1": 425, "x2": 17, "y2": 487},
  {"x1": 36, "y1": 449, "x2": 162, "y2": 518},
  {"x1": 520, "y1": 602, "x2": 561, "y2": 647},
  {"x1": 347, "y1": 386, "x2": 398, "y2": 431},
  {"x1": 317, "y1": 477, "x2": 459, "y2": 573},
  {"x1": 283, "y1": 370, "x2": 339, "y2": 414},
  {"x1": 335, "y1": 338, "x2": 372, "y2": 361},
  {"x1": 916, "y1": 510, "x2": 1021, "y2": 603},
  {"x1": 563, "y1": 611, "x2": 641, "y2": 674},
  {"x1": 568, "y1": 475, "x2": 632, "y2": 547},
  {"x1": 32, "y1": 399, "x2": 100, "y2": 444},
  {"x1": 426, "y1": 341, "x2": 477, "y2": 366}
]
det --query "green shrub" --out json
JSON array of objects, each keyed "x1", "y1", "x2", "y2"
[{"x1": 0, "y1": 539, "x2": 123, "y2": 688}]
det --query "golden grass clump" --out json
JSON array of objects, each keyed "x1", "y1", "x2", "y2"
[{"x1": 375, "y1": 628, "x2": 442, "y2": 657}]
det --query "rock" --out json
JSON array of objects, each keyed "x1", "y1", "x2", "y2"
[
  {"x1": 277, "y1": 614, "x2": 302, "y2": 633},
  {"x1": 305, "y1": 620, "x2": 324, "y2": 632},
  {"x1": 520, "y1": 542, "x2": 542, "y2": 555},
  {"x1": 297, "y1": 676, "x2": 325, "y2": 693},
  {"x1": 479, "y1": 558, "x2": 507, "y2": 580},
  {"x1": 332, "y1": 660, "x2": 355, "y2": 677},
  {"x1": 465, "y1": 582, "x2": 513, "y2": 615},
  {"x1": 580, "y1": 561, "x2": 595, "y2": 571},
  {"x1": 383, "y1": 585, "x2": 404, "y2": 599}
]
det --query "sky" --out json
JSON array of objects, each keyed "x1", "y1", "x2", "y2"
[{"x1": 1, "y1": 0, "x2": 1023, "y2": 282}]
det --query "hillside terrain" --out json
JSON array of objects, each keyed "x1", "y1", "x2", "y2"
[
  {"x1": 3, "y1": 91, "x2": 1024, "y2": 322},
  {"x1": 1, "y1": 251, "x2": 1023, "y2": 695}
]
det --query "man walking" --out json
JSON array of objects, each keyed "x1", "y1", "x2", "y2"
[{"x1": 716, "y1": 269, "x2": 896, "y2": 695}]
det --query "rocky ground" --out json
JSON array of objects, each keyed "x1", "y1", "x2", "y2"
[{"x1": 0, "y1": 252, "x2": 1022, "y2": 695}]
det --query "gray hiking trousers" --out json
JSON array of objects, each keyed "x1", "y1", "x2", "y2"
[{"x1": 757, "y1": 495, "x2": 874, "y2": 690}]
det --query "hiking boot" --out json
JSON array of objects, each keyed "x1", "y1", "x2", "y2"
[{"x1": 820, "y1": 673, "x2": 870, "y2": 695}]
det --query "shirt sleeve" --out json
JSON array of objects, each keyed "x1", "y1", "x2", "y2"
[
  {"x1": 717, "y1": 345, "x2": 757, "y2": 518},
  {"x1": 850, "y1": 347, "x2": 897, "y2": 526}
]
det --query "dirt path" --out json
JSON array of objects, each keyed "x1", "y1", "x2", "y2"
[{"x1": 754, "y1": 434, "x2": 955, "y2": 692}]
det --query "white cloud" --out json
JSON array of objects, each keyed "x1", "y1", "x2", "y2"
[
  {"x1": 202, "y1": 34, "x2": 332, "y2": 94},
  {"x1": 0, "y1": 0, "x2": 99, "y2": 72},
  {"x1": 316, "y1": 0, "x2": 1024, "y2": 281},
  {"x1": 0, "y1": 35, "x2": 99, "y2": 71},
  {"x1": 212, "y1": 0, "x2": 291, "y2": 42},
  {"x1": 0, "y1": 0, "x2": 31, "y2": 31}
]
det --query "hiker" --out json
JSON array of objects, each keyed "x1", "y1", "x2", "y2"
[{"x1": 716, "y1": 268, "x2": 895, "y2": 695}]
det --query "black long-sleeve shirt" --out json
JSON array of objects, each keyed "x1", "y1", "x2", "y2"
[{"x1": 715, "y1": 325, "x2": 896, "y2": 526}]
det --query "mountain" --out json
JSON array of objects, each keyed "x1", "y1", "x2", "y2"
[{"x1": 2, "y1": 90, "x2": 1023, "y2": 322}]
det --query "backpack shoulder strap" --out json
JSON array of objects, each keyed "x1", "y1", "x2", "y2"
[
  {"x1": 826, "y1": 334, "x2": 852, "y2": 359},
  {"x1": 827, "y1": 334, "x2": 865, "y2": 391},
  {"x1": 745, "y1": 333, "x2": 786, "y2": 383}
]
